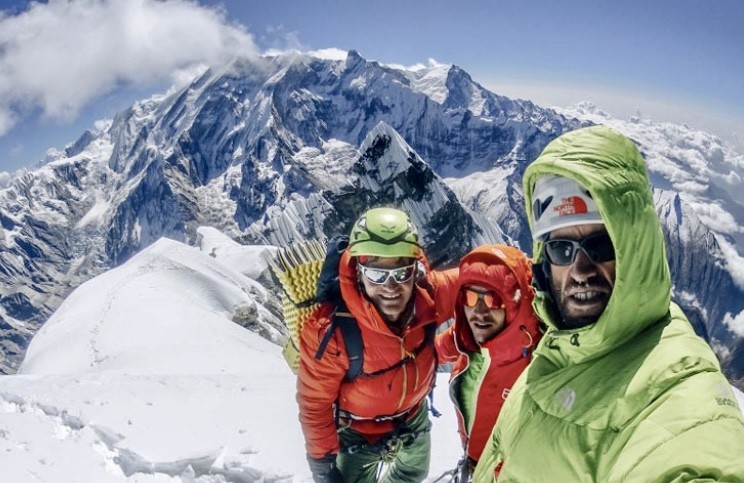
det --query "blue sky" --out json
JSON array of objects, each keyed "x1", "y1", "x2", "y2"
[{"x1": 1, "y1": 0, "x2": 742, "y2": 174}]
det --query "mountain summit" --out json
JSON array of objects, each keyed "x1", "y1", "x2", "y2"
[{"x1": 0, "y1": 50, "x2": 742, "y2": 387}]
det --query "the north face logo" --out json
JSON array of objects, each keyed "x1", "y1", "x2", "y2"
[
  {"x1": 532, "y1": 196, "x2": 553, "y2": 221},
  {"x1": 554, "y1": 196, "x2": 588, "y2": 217}
]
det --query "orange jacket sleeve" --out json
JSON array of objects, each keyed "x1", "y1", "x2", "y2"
[
  {"x1": 297, "y1": 305, "x2": 349, "y2": 458},
  {"x1": 427, "y1": 267, "x2": 460, "y2": 364},
  {"x1": 435, "y1": 324, "x2": 460, "y2": 364},
  {"x1": 426, "y1": 267, "x2": 459, "y2": 323}
]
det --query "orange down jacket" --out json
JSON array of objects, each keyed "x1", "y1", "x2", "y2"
[
  {"x1": 435, "y1": 244, "x2": 542, "y2": 462},
  {"x1": 298, "y1": 249, "x2": 459, "y2": 458}
]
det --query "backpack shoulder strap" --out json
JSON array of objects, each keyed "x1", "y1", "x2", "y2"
[
  {"x1": 314, "y1": 301, "x2": 364, "y2": 382},
  {"x1": 336, "y1": 311, "x2": 363, "y2": 381},
  {"x1": 423, "y1": 322, "x2": 437, "y2": 345}
]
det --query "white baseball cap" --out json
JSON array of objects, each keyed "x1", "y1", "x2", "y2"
[{"x1": 531, "y1": 175, "x2": 604, "y2": 240}]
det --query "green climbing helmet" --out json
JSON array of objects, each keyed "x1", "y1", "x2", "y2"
[{"x1": 349, "y1": 207, "x2": 422, "y2": 258}]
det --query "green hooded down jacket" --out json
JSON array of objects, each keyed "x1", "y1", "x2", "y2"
[{"x1": 474, "y1": 125, "x2": 744, "y2": 482}]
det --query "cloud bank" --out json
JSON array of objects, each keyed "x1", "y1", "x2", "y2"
[
  {"x1": 724, "y1": 310, "x2": 744, "y2": 338},
  {"x1": 0, "y1": 0, "x2": 259, "y2": 136}
]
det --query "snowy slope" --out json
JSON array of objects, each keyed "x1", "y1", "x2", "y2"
[{"x1": 0, "y1": 229, "x2": 462, "y2": 482}]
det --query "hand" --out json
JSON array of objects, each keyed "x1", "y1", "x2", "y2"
[
  {"x1": 307, "y1": 454, "x2": 344, "y2": 483},
  {"x1": 456, "y1": 456, "x2": 476, "y2": 482},
  {"x1": 467, "y1": 457, "x2": 477, "y2": 476}
]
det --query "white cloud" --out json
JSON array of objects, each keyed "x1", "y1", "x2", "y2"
[
  {"x1": 386, "y1": 58, "x2": 448, "y2": 72},
  {"x1": 689, "y1": 201, "x2": 743, "y2": 236},
  {"x1": 723, "y1": 310, "x2": 744, "y2": 338},
  {"x1": 308, "y1": 48, "x2": 348, "y2": 61},
  {"x1": 482, "y1": 79, "x2": 744, "y2": 154},
  {"x1": 0, "y1": 0, "x2": 259, "y2": 136},
  {"x1": 261, "y1": 24, "x2": 308, "y2": 55},
  {"x1": 717, "y1": 235, "x2": 744, "y2": 292},
  {"x1": 0, "y1": 170, "x2": 11, "y2": 188}
]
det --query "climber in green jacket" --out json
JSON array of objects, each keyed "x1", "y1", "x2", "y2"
[{"x1": 474, "y1": 125, "x2": 744, "y2": 482}]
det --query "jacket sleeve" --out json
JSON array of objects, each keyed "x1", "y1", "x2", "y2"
[
  {"x1": 434, "y1": 324, "x2": 459, "y2": 364},
  {"x1": 601, "y1": 352, "x2": 744, "y2": 482},
  {"x1": 297, "y1": 307, "x2": 349, "y2": 458},
  {"x1": 614, "y1": 416, "x2": 744, "y2": 482},
  {"x1": 426, "y1": 267, "x2": 459, "y2": 324}
]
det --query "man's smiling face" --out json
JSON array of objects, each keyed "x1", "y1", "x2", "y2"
[{"x1": 358, "y1": 256, "x2": 416, "y2": 324}]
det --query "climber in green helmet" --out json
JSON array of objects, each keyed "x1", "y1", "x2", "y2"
[
  {"x1": 298, "y1": 207, "x2": 459, "y2": 483},
  {"x1": 348, "y1": 207, "x2": 426, "y2": 326}
]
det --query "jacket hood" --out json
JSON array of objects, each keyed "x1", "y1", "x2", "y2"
[
  {"x1": 454, "y1": 245, "x2": 536, "y2": 354},
  {"x1": 523, "y1": 125, "x2": 671, "y2": 366}
]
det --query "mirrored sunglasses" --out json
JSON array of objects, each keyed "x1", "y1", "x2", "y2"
[
  {"x1": 359, "y1": 263, "x2": 416, "y2": 285},
  {"x1": 543, "y1": 232, "x2": 615, "y2": 266},
  {"x1": 462, "y1": 288, "x2": 503, "y2": 310}
]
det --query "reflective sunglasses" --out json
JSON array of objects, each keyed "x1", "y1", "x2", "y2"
[
  {"x1": 543, "y1": 232, "x2": 615, "y2": 266},
  {"x1": 359, "y1": 263, "x2": 417, "y2": 285},
  {"x1": 461, "y1": 288, "x2": 503, "y2": 310}
]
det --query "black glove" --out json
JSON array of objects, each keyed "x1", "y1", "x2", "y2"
[{"x1": 307, "y1": 453, "x2": 344, "y2": 483}]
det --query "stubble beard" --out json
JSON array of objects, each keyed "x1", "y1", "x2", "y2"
[{"x1": 550, "y1": 276, "x2": 611, "y2": 330}]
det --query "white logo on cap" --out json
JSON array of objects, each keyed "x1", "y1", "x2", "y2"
[{"x1": 554, "y1": 196, "x2": 589, "y2": 217}]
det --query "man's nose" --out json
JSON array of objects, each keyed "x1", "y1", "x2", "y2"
[
  {"x1": 383, "y1": 275, "x2": 398, "y2": 288},
  {"x1": 571, "y1": 249, "x2": 598, "y2": 277},
  {"x1": 473, "y1": 299, "x2": 490, "y2": 313}
]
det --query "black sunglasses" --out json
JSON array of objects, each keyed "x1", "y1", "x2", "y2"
[{"x1": 543, "y1": 232, "x2": 615, "y2": 266}]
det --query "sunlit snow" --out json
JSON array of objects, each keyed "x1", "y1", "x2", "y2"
[{"x1": 0, "y1": 228, "x2": 463, "y2": 482}]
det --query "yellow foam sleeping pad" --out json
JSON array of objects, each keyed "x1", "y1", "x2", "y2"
[{"x1": 269, "y1": 239, "x2": 326, "y2": 374}]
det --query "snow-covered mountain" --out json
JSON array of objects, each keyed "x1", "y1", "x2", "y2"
[{"x1": 1, "y1": 50, "x2": 743, "y2": 388}]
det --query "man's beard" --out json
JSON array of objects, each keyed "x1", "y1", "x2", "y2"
[{"x1": 550, "y1": 275, "x2": 612, "y2": 330}]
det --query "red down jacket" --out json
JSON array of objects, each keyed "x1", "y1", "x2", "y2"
[
  {"x1": 298, "y1": 249, "x2": 459, "y2": 458},
  {"x1": 435, "y1": 244, "x2": 542, "y2": 462}
]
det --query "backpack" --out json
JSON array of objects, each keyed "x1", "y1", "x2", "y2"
[
  {"x1": 269, "y1": 236, "x2": 436, "y2": 381},
  {"x1": 269, "y1": 236, "x2": 361, "y2": 377}
]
